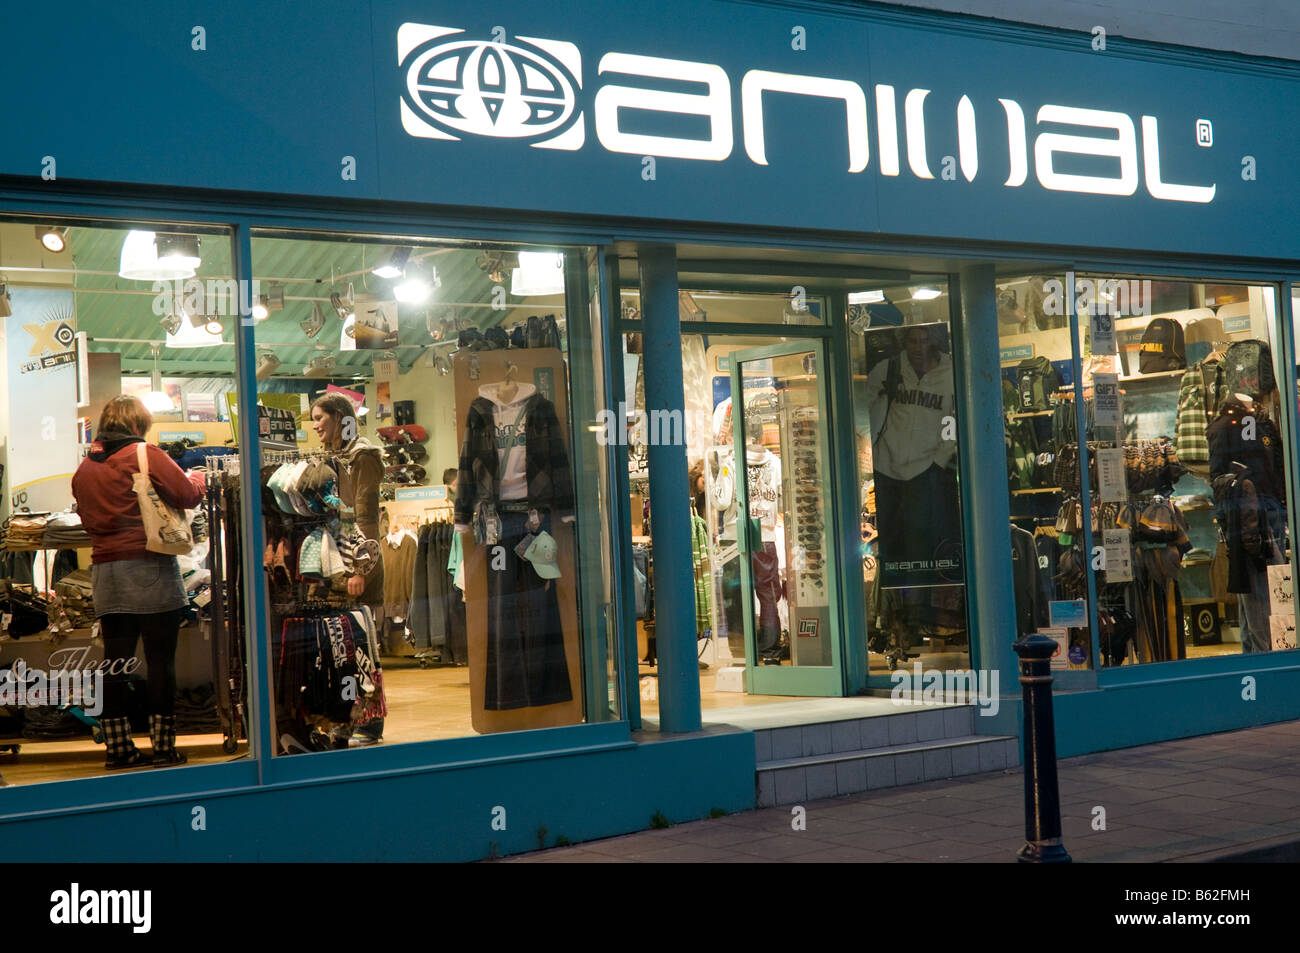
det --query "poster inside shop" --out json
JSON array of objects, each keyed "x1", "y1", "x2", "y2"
[
  {"x1": 5, "y1": 288, "x2": 79, "y2": 515},
  {"x1": 1092, "y1": 373, "x2": 1120, "y2": 428},
  {"x1": 1102, "y1": 527, "x2": 1134, "y2": 583},
  {"x1": 869, "y1": 322, "x2": 961, "y2": 590},
  {"x1": 1088, "y1": 305, "x2": 1117, "y2": 357}
]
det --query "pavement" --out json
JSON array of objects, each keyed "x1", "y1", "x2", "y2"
[{"x1": 504, "y1": 720, "x2": 1300, "y2": 862}]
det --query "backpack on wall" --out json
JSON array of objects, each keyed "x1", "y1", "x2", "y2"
[
  {"x1": 1138, "y1": 318, "x2": 1186, "y2": 374},
  {"x1": 1223, "y1": 340, "x2": 1276, "y2": 399},
  {"x1": 1015, "y1": 356, "x2": 1062, "y2": 411}
]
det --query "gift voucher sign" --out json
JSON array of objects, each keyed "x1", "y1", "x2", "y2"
[{"x1": 1093, "y1": 373, "x2": 1120, "y2": 428}]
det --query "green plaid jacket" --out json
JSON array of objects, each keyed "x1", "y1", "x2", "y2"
[{"x1": 1174, "y1": 358, "x2": 1228, "y2": 465}]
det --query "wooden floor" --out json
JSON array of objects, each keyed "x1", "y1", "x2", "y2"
[{"x1": 2, "y1": 640, "x2": 1249, "y2": 787}]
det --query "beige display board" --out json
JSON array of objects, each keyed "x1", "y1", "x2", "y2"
[{"x1": 451, "y1": 348, "x2": 583, "y2": 734}]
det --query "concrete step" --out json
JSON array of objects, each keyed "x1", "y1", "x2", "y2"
[
  {"x1": 752, "y1": 705, "x2": 979, "y2": 764},
  {"x1": 756, "y1": 733, "x2": 1020, "y2": 806}
]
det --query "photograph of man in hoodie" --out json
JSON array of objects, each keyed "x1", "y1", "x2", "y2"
[{"x1": 865, "y1": 323, "x2": 963, "y2": 590}]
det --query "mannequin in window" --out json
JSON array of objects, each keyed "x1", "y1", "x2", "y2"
[
  {"x1": 454, "y1": 362, "x2": 574, "y2": 709},
  {"x1": 1208, "y1": 392, "x2": 1287, "y2": 654}
]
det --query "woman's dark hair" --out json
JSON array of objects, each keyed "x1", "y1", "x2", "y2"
[
  {"x1": 99, "y1": 394, "x2": 152, "y2": 438},
  {"x1": 310, "y1": 392, "x2": 356, "y2": 424}
]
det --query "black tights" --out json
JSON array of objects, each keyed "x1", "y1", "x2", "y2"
[{"x1": 99, "y1": 609, "x2": 184, "y2": 718}]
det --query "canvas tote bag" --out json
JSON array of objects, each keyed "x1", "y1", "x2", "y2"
[{"x1": 133, "y1": 442, "x2": 194, "y2": 555}]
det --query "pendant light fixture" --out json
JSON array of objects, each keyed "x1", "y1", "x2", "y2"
[
  {"x1": 119, "y1": 230, "x2": 197, "y2": 281},
  {"x1": 143, "y1": 344, "x2": 175, "y2": 413},
  {"x1": 511, "y1": 251, "x2": 565, "y2": 296}
]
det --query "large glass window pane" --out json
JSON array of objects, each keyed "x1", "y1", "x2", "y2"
[
  {"x1": 997, "y1": 274, "x2": 1095, "y2": 670},
  {"x1": 1079, "y1": 276, "x2": 1294, "y2": 663},
  {"x1": 847, "y1": 279, "x2": 970, "y2": 675},
  {"x1": 249, "y1": 232, "x2": 613, "y2": 753},
  {"x1": 0, "y1": 219, "x2": 248, "y2": 786}
]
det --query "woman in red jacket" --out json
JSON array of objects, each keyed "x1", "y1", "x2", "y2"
[{"x1": 71, "y1": 395, "x2": 205, "y2": 769}]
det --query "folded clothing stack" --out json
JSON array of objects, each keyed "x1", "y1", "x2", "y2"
[
  {"x1": 43, "y1": 511, "x2": 91, "y2": 549},
  {"x1": 53, "y1": 569, "x2": 96, "y2": 629},
  {"x1": 3, "y1": 517, "x2": 47, "y2": 551}
]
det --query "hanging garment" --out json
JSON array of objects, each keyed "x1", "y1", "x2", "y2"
[
  {"x1": 484, "y1": 511, "x2": 571, "y2": 710},
  {"x1": 690, "y1": 514, "x2": 713, "y2": 636},
  {"x1": 381, "y1": 531, "x2": 418, "y2": 619},
  {"x1": 1173, "y1": 358, "x2": 1227, "y2": 466},
  {"x1": 454, "y1": 390, "x2": 574, "y2": 529},
  {"x1": 405, "y1": 524, "x2": 433, "y2": 649}
]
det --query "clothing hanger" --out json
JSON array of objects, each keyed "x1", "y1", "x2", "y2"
[{"x1": 497, "y1": 361, "x2": 520, "y2": 404}]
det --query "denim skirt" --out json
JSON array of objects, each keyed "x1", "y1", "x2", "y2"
[{"x1": 92, "y1": 556, "x2": 189, "y2": 616}]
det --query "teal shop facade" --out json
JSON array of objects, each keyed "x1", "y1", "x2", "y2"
[{"x1": 2, "y1": 0, "x2": 1299, "y2": 860}]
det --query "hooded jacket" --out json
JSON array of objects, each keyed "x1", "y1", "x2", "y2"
[
  {"x1": 333, "y1": 435, "x2": 385, "y2": 607},
  {"x1": 71, "y1": 431, "x2": 205, "y2": 563},
  {"x1": 454, "y1": 389, "x2": 573, "y2": 530}
]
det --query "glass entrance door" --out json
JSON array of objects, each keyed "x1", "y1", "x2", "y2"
[{"x1": 731, "y1": 340, "x2": 842, "y2": 694}]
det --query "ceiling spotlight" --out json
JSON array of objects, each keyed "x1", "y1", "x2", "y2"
[
  {"x1": 848, "y1": 290, "x2": 886, "y2": 305},
  {"x1": 252, "y1": 297, "x2": 269, "y2": 321},
  {"x1": 204, "y1": 315, "x2": 225, "y2": 335},
  {"x1": 301, "y1": 302, "x2": 326, "y2": 338},
  {"x1": 303, "y1": 353, "x2": 337, "y2": 377},
  {"x1": 160, "y1": 312, "x2": 182, "y2": 335},
  {"x1": 37, "y1": 225, "x2": 68, "y2": 253},
  {"x1": 0, "y1": 284, "x2": 12, "y2": 318},
  {"x1": 256, "y1": 349, "x2": 282, "y2": 381},
  {"x1": 330, "y1": 283, "x2": 355, "y2": 321},
  {"x1": 478, "y1": 251, "x2": 518, "y2": 285},
  {"x1": 155, "y1": 233, "x2": 202, "y2": 271},
  {"x1": 394, "y1": 264, "x2": 438, "y2": 305},
  {"x1": 266, "y1": 282, "x2": 285, "y2": 311},
  {"x1": 372, "y1": 246, "x2": 412, "y2": 280}
]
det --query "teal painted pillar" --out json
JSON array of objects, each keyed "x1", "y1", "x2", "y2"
[
  {"x1": 638, "y1": 244, "x2": 702, "y2": 733},
  {"x1": 954, "y1": 265, "x2": 1020, "y2": 695}
]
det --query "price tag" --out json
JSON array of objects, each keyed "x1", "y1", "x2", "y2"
[{"x1": 1097, "y1": 447, "x2": 1127, "y2": 502}]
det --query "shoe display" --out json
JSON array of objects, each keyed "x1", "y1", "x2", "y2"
[{"x1": 348, "y1": 733, "x2": 382, "y2": 747}]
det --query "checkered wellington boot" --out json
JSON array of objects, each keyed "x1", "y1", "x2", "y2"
[
  {"x1": 149, "y1": 714, "x2": 187, "y2": 767},
  {"x1": 102, "y1": 716, "x2": 145, "y2": 770}
]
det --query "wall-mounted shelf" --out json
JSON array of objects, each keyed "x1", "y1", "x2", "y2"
[{"x1": 1011, "y1": 487, "x2": 1062, "y2": 495}]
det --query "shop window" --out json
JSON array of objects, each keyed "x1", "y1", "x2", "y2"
[
  {"x1": 249, "y1": 233, "x2": 615, "y2": 754},
  {"x1": 998, "y1": 275, "x2": 1095, "y2": 669},
  {"x1": 1000, "y1": 274, "x2": 1297, "y2": 666},
  {"x1": 0, "y1": 219, "x2": 248, "y2": 786},
  {"x1": 848, "y1": 280, "x2": 971, "y2": 675}
]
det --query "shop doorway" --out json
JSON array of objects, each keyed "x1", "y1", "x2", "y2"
[
  {"x1": 731, "y1": 340, "x2": 841, "y2": 694},
  {"x1": 624, "y1": 299, "x2": 846, "y2": 712}
]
